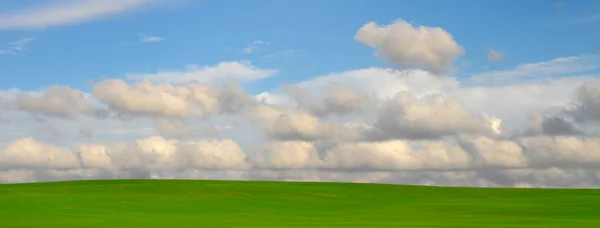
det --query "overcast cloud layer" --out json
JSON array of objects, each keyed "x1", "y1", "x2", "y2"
[{"x1": 2, "y1": 17, "x2": 600, "y2": 188}]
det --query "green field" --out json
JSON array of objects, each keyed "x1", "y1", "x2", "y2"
[{"x1": 0, "y1": 180, "x2": 599, "y2": 227}]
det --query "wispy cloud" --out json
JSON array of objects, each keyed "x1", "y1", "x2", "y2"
[
  {"x1": 243, "y1": 40, "x2": 269, "y2": 54},
  {"x1": 126, "y1": 61, "x2": 279, "y2": 84},
  {"x1": 139, "y1": 33, "x2": 165, "y2": 42},
  {"x1": 471, "y1": 55, "x2": 599, "y2": 83},
  {"x1": 0, "y1": 0, "x2": 155, "y2": 30},
  {"x1": 261, "y1": 49, "x2": 306, "y2": 62},
  {"x1": 115, "y1": 33, "x2": 166, "y2": 48},
  {"x1": 0, "y1": 38, "x2": 35, "y2": 56}
]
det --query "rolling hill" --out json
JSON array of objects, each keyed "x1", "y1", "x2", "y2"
[{"x1": 0, "y1": 180, "x2": 599, "y2": 227}]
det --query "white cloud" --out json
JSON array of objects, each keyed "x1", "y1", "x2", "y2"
[
  {"x1": 0, "y1": 0, "x2": 155, "y2": 30},
  {"x1": 138, "y1": 33, "x2": 165, "y2": 42},
  {"x1": 354, "y1": 19, "x2": 465, "y2": 74},
  {"x1": 243, "y1": 40, "x2": 268, "y2": 54},
  {"x1": 0, "y1": 136, "x2": 247, "y2": 173},
  {"x1": 92, "y1": 78, "x2": 220, "y2": 118},
  {"x1": 0, "y1": 137, "x2": 80, "y2": 169},
  {"x1": 0, "y1": 38, "x2": 34, "y2": 55},
  {"x1": 126, "y1": 61, "x2": 278, "y2": 84}
]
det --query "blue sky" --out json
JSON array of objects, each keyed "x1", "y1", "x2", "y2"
[{"x1": 1, "y1": 0, "x2": 599, "y2": 92}]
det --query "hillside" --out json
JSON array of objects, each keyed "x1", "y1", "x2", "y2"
[{"x1": 0, "y1": 180, "x2": 599, "y2": 227}]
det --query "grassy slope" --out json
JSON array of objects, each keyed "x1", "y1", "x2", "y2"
[{"x1": 0, "y1": 180, "x2": 599, "y2": 227}]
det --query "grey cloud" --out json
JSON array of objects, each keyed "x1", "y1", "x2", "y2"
[
  {"x1": 283, "y1": 84, "x2": 366, "y2": 117},
  {"x1": 518, "y1": 116, "x2": 583, "y2": 136},
  {"x1": 154, "y1": 118, "x2": 196, "y2": 138},
  {"x1": 202, "y1": 126, "x2": 221, "y2": 139},
  {"x1": 570, "y1": 82, "x2": 600, "y2": 123},
  {"x1": 79, "y1": 127, "x2": 94, "y2": 140},
  {"x1": 10, "y1": 85, "x2": 105, "y2": 118},
  {"x1": 367, "y1": 92, "x2": 501, "y2": 140}
]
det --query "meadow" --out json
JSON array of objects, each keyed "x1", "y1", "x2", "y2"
[{"x1": 0, "y1": 179, "x2": 598, "y2": 227}]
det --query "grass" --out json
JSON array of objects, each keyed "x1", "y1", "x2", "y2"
[{"x1": 0, "y1": 180, "x2": 599, "y2": 227}]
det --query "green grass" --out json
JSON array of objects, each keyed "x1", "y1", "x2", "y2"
[{"x1": 0, "y1": 180, "x2": 599, "y2": 227}]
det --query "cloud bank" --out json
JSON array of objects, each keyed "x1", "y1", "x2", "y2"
[{"x1": 2, "y1": 18, "x2": 600, "y2": 188}]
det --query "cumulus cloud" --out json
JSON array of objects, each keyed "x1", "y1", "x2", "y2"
[
  {"x1": 249, "y1": 105, "x2": 334, "y2": 141},
  {"x1": 367, "y1": 92, "x2": 502, "y2": 140},
  {"x1": 0, "y1": 136, "x2": 247, "y2": 173},
  {"x1": 354, "y1": 19, "x2": 464, "y2": 74},
  {"x1": 3, "y1": 17, "x2": 600, "y2": 189},
  {"x1": 92, "y1": 79, "x2": 220, "y2": 118},
  {"x1": 0, "y1": 137, "x2": 80, "y2": 169},
  {"x1": 9, "y1": 85, "x2": 105, "y2": 118},
  {"x1": 283, "y1": 84, "x2": 367, "y2": 116},
  {"x1": 0, "y1": 0, "x2": 155, "y2": 30}
]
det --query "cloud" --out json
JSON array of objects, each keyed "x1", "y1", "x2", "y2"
[
  {"x1": 0, "y1": 137, "x2": 80, "y2": 169},
  {"x1": 79, "y1": 127, "x2": 94, "y2": 140},
  {"x1": 138, "y1": 33, "x2": 165, "y2": 42},
  {"x1": 0, "y1": 0, "x2": 155, "y2": 30},
  {"x1": 0, "y1": 136, "x2": 247, "y2": 173},
  {"x1": 367, "y1": 92, "x2": 502, "y2": 140},
  {"x1": 154, "y1": 118, "x2": 195, "y2": 138},
  {"x1": 283, "y1": 84, "x2": 367, "y2": 117},
  {"x1": 487, "y1": 48, "x2": 504, "y2": 63},
  {"x1": 471, "y1": 55, "x2": 599, "y2": 83},
  {"x1": 354, "y1": 19, "x2": 465, "y2": 74},
  {"x1": 126, "y1": 61, "x2": 278, "y2": 84},
  {"x1": 0, "y1": 38, "x2": 34, "y2": 56},
  {"x1": 565, "y1": 82, "x2": 600, "y2": 124},
  {"x1": 4, "y1": 17, "x2": 600, "y2": 188},
  {"x1": 249, "y1": 105, "x2": 334, "y2": 141},
  {"x1": 243, "y1": 40, "x2": 268, "y2": 54},
  {"x1": 91, "y1": 78, "x2": 220, "y2": 118},
  {"x1": 261, "y1": 49, "x2": 306, "y2": 61},
  {"x1": 8, "y1": 85, "x2": 104, "y2": 118}
]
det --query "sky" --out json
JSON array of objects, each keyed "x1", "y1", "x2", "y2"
[{"x1": 1, "y1": 0, "x2": 600, "y2": 187}]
